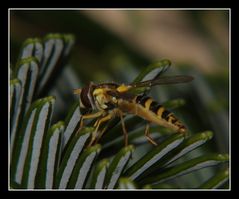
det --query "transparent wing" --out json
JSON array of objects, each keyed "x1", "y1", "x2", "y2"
[
  {"x1": 130, "y1": 75, "x2": 194, "y2": 89},
  {"x1": 103, "y1": 75, "x2": 193, "y2": 100},
  {"x1": 108, "y1": 75, "x2": 194, "y2": 99}
]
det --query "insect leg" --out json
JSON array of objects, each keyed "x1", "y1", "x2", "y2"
[
  {"x1": 144, "y1": 123, "x2": 158, "y2": 146},
  {"x1": 87, "y1": 113, "x2": 113, "y2": 147},
  {"x1": 119, "y1": 111, "x2": 128, "y2": 147},
  {"x1": 92, "y1": 126, "x2": 108, "y2": 145},
  {"x1": 93, "y1": 117, "x2": 114, "y2": 145},
  {"x1": 79, "y1": 111, "x2": 104, "y2": 129}
]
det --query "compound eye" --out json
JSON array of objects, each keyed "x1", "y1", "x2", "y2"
[{"x1": 80, "y1": 86, "x2": 92, "y2": 108}]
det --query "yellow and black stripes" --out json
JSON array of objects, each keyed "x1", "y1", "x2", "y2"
[
  {"x1": 135, "y1": 95, "x2": 151, "y2": 106},
  {"x1": 134, "y1": 95, "x2": 186, "y2": 132}
]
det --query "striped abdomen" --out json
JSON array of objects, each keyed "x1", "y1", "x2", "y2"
[{"x1": 132, "y1": 95, "x2": 186, "y2": 134}]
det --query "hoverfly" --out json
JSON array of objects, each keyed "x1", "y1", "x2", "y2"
[{"x1": 74, "y1": 62, "x2": 193, "y2": 147}]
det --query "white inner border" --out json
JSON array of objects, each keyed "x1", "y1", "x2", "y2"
[{"x1": 8, "y1": 8, "x2": 231, "y2": 191}]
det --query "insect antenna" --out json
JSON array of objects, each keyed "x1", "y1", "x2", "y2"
[{"x1": 73, "y1": 88, "x2": 82, "y2": 95}]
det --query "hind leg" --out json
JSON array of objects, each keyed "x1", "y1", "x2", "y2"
[{"x1": 145, "y1": 123, "x2": 158, "y2": 146}]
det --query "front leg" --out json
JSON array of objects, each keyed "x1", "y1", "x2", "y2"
[
  {"x1": 87, "y1": 113, "x2": 114, "y2": 147},
  {"x1": 79, "y1": 111, "x2": 104, "y2": 129},
  {"x1": 118, "y1": 111, "x2": 128, "y2": 147}
]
